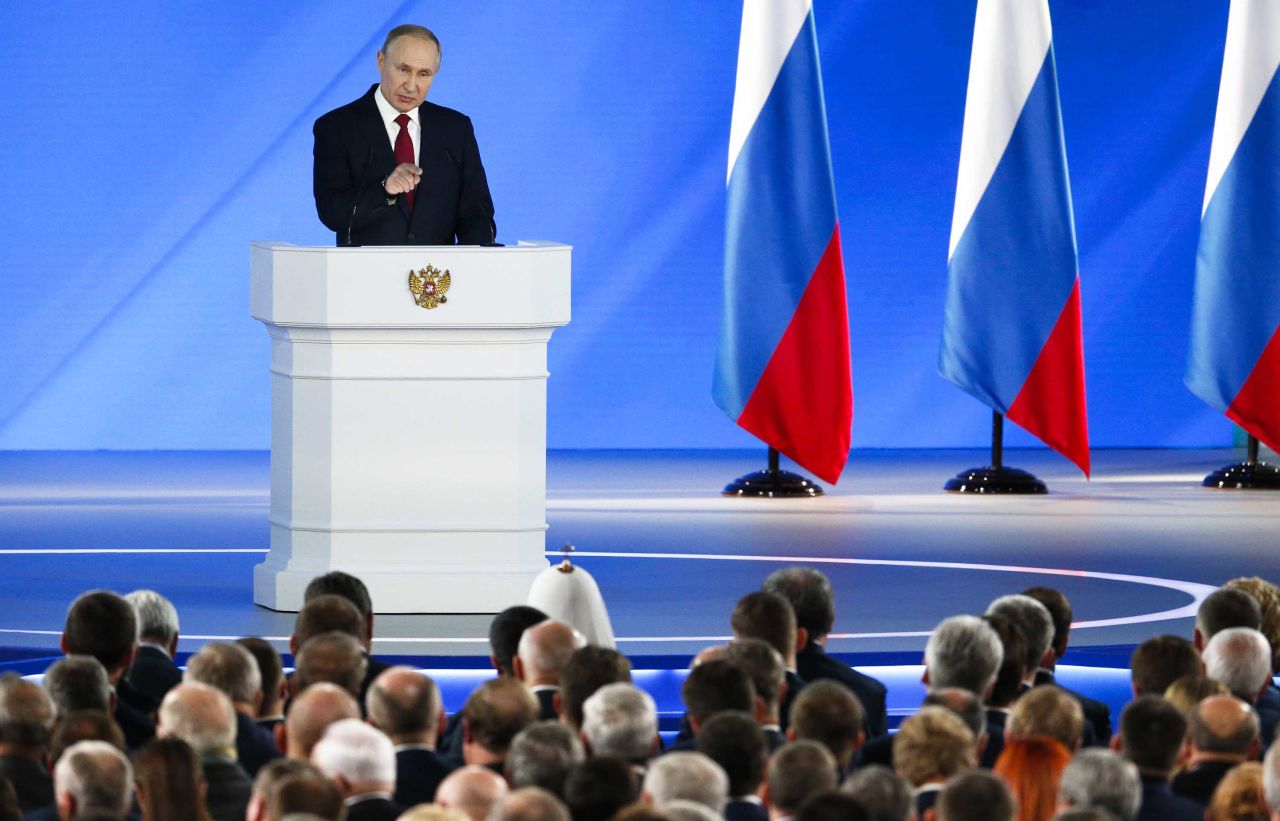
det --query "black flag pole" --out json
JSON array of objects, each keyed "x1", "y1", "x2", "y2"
[
  {"x1": 723, "y1": 447, "x2": 824, "y2": 498},
  {"x1": 1201, "y1": 434, "x2": 1280, "y2": 489},
  {"x1": 944, "y1": 410, "x2": 1048, "y2": 494}
]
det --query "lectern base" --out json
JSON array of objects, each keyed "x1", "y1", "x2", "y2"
[{"x1": 253, "y1": 565, "x2": 544, "y2": 614}]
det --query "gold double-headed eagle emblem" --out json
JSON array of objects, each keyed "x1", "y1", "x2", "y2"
[{"x1": 408, "y1": 264, "x2": 451, "y2": 310}]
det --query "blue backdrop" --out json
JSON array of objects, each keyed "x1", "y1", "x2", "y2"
[{"x1": 0, "y1": 2, "x2": 1236, "y2": 451}]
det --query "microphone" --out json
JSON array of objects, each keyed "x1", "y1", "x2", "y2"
[{"x1": 345, "y1": 146, "x2": 375, "y2": 247}]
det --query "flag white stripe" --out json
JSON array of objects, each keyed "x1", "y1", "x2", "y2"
[
  {"x1": 949, "y1": 0, "x2": 1053, "y2": 259},
  {"x1": 1203, "y1": 0, "x2": 1280, "y2": 214},
  {"x1": 726, "y1": 0, "x2": 813, "y2": 184}
]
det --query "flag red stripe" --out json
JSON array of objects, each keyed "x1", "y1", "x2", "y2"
[{"x1": 1226, "y1": 324, "x2": 1280, "y2": 454}]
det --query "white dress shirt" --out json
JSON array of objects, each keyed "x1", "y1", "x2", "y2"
[{"x1": 374, "y1": 88, "x2": 421, "y2": 163}]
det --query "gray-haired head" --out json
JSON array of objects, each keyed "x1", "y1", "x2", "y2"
[
  {"x1": 0, "y1": 673, "x2": 56, "y2": 751},
  {"x1": 311, "y1": 718, "x2": 396, "y2": 787},
  {"x1": 185, "y1": 642, "x2": 262, "y2": 706},
  {"x1": 642, "y1": 751, "x2": 729, "y2": 811},
  {"x1": 581, "y1": 682, "x2": 657, "y2": 762},
  {"x1": 1057, "y1": 748, "x2": 1141, "y2": 821},
  {"x1": 54, "y1": 739, "x2": 133, "y2": 816},
  {"x1": 840, "y1": 764, "x2": 911, "y2": 821},
  {"x1": 43, "y1": 656, "x2": 112, "y2": 716},
  {"x1": 125, "y1": 590, "x2": 180, "y2": 646},
  {"x1": 504, "y1": 721, "x2": 584, "y2": 794},
  {"x1": 157, "y1": 681, "x2": 236, "y2": 756},
  {"x1": 925, "y1": 615, "x2": 1004, "y2": 697},
  {"x1": 1203, "y1": 627, "x2": 1273, "y2": 701},
  {"x1": 986, "y1": 594, "x2": 1054, "y2": 672},
  {"x1": 762, "y1": 567, "x2": 836, "y2": 642},
  {"x1": 661, "y1": 800, "x2": 722, "y2": 821}
]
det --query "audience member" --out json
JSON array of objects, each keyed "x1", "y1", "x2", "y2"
[
  {"x1": 245, "y1": 758, "x2": 311, "y2": 821},
  {"x1": 762, "y1": 741, "x2": 837, "y2": 821},
  {"x1": 1130, "y1": 636, "x2": 1202, "y2": 696},
  {"x1": 489, "y1": 787, "x2": 572, "y2": 821},
  {"x1": 42, "y1": 658, "x2": 112, "y2": 717},
  {"x1": 642, "y1": 752, "x2": 726, "y2": 810},
  {"x1": 839, "y1": 765, "x2": 911, "y2": 821},
  {"x1": 460, "y1": 678, "x2": 538, "y2": 771},
  {"x1": 581, "y1": 683, "x2": 658, "y2": 763},
  {"x1": 994, "y1": 737, "x2": 1072, "y2": 821},
  {"x1": 365, "y1": 666, "x2": 452, "y2": 808},
  {"x1": 436, "y1": 765, "x2": 509, "y2": 821},
  {"x1": 1023, "y1": 586, "x2": 1113, "y2": 744},
  {"x1": 293, "y1": 632, "x2": 368, "y2": 699},
  {"x1": 1007, "y1": 685, "x2": 1084, "y2": 752},
  {"x1": 1057, "y1": 749, "x2": 1140, "y2": 821},
  {"x1": 52, "y1": 741, "x2": 132, "y2": 821},
  {"x1": 133, "y1": 737, "x2": 211, "y2": 821},
  {"x1": 986, "y1": 595, "x2": 1055, "y2": 694},
  {"x1": 302, "y1": 571, "x2": 389, "y2": 702},
  {"x1": 923, "y1": 615, "x2": 1003, "y2": 699},
  {"x1": 559, "y1": 647, "x2": 633, "y2": 732},
  {"x1": 1112, "y1": 695, "x2": 1202, "y2": 821},
  {"x1": 983, "y1": 612, "x2": 1030, "y2": 766},
  {"x1": 310, "y1": 719, "x2": 400, "y2": 821},
  {"x1": 278, "y1": 682, "x2": 359, "y2": 760},
  {"x1": 1223, "y1": 578, "x2": 1280, "y2": 710},
  {"x1": 1196, "y1": 588, "x2": 1264, "y2": 652},
  {"x1": 678, "y1": 660, "x2": 754, "y2": 749},
  {"x1": 399, "y1": 806, "x2": 468, "y2": 821},
  {"x1": 250, "y1": 758, "x2": 343, "y2": 821},
  {"x1": 792, "y1": 791, "x2": 868, "y2": 821},
  {"x1": 123, "y1": 590, "x2": 183, "y2": 706},
  {"x1": 1172, "y1": 694, "x2": 1261, "y2": 805},
  {"x1": 1205, "y1": 760, "x2": 1266, "y2": 821},
  {"x1": 1203, "y1": 627, "x2": 1278, "y2": 744},
  {"x1": 566, "y1": 757, "x2": 640, "y2": 821},
  {"x1": 695, "y1": 712, "x2": 767, "y2": 821},
  {"x1": 1261, "y1": 740, "x2": 1280, "y2": 820},
  {"x1": 236, "y1": 638, "x2": 287, "y2": 732},
  {"x1": 505, "y1": 721, "x2": 584, "y2": 797},
  {"x1": 0, "y1": 674, "x2": 56, "y2": 812},
  {"x1": 1163, "y1": 674, "x2": 1230, "y2": 715},
  {"x1": 732, "y1": 592, "x2": 806, "y2": 732},
  {"x1": 763, "y1": 568, "x2": 888, "y2": 737},
  {"x1": 185, "y1": 642, "x2": 281, "y2": 775},
  {"x1": 893, "y1": 706, "x2": 974, "y2": 816},
  {"x1": 937, "y1": 769, "x2": 1015, "y2": 821},
  {"x1": 156, "y1": 681, "x2": 252, "y2": 821},
  {"x1": 515, "y1": 621, "x2": 582, "y2": 721},
  {"x1": 60, "y1": 590, "x2": 155, "y2": 749},
  {"x1": 787, "y1": 680, "x2": 865, "y2": 775},
  {"x1": 723, "y1": 640, "x2": 789, "y2": 749},
  {"x1": 49, "y1": 712, "x2": 125, "y2": 766}
]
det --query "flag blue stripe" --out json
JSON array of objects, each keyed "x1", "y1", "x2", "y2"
[
  {"x1": 713, "y1": 11, "x2": 839, "y2": 420},
  {"x1": 1186, "y1": 66, "x2": 1280, "y2": 412},
  {"x1": 940, "y1": 47, "x2": 1079, "y2": 412}
]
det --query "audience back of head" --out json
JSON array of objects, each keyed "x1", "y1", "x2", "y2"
[{"x1": 559, "y1": 647, "x2": 631, "y2": 731}]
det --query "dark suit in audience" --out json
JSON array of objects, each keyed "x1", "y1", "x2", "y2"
[
  {"x1": 345, "y1": 795, "x2": 403, "y2": 821},
  {"x1": 796, "y1": 642, "x2": 886, "y2": 737},
  {"x1": 1034, "y1": 668, "x2": 1111, "y2": 744},
  {"x1": 201, "y1": 757, "x2": 253, "y2": 821},
  {"x1": 0, "y1": 756, "x2": 52, "y2": 812},
  {"x1": 114, "y1": 679, "x2": 157, "y2": 750},
  {"x1": 393, "y1": 747, "x2": 454, "y2": 808},
  {"x1": 725, "y1": 797, "x2": 768, "y2": 821},
  {"x1": 763, "y1": 727, "x2": 786, "y2": 752},
  {"x1": 359, "y1": 655, "x2": 391, "y2": 708},
  {"x1": 234, "y1": 711, "x2": 281, "y2": 777},
  {"x1": 1137, "y1": 776, "x2": 1204, "y2": 821},
  {"x1": 914, "y1": 785, "x2": 941, "y2": 816},
  {"x1": 126, "y1": 645, "x2": 182, "y2": 706},
  {"x1": 1170, "y1": 759, "x2": 1236, "y2": 805},
  {"x1": 532, "y1": 686, "x2": 559, "y2": 721},
  {"x1": 779, "y1": 669, "x2": 805, "y2": 732}
]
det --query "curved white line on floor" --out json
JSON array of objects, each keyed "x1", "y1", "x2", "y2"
[{"x1": 0, "y1": 549, "x2": 1215, "y2": 644}]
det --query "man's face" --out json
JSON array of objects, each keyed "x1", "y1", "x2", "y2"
[{"x1": 377, "y1": 35, "x2": 440, "y2": 113}]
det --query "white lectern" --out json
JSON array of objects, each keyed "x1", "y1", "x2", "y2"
[{"x1": 249, "y1": 241, "x2": 570, "y2": 613}]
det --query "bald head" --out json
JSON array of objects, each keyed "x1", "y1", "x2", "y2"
[
  {"x1": 515, "y1": 621, "x2": 580, "y2": 687},
  {"x1": 283, "y1": 682, "x2": 360, "y2": 759},
  {"x1": 491, "y1": 787, "x2": 571, "y2": 821},
  {"x1": 157, "y1": 681, "x2": 236, "y2": 756},
  {"x1": 437, "y1": 764, "x2": 510, "y2": 821},
  {"x1": 1188, "y1": 694, "x2": 1260, "y2": 759},
  {"x1": 366, "y1": 666, "x2": 442, "y2": 745}
]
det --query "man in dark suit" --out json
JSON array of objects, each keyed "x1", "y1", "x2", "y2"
[
  {"x1": 184, "y1": 643, "x2": 281, "y2": 777},
  {"x1": 513, "y1": 621, "x2": 579, "y2": 721},
  {"x1": 1113, "y1": 695, "x2": 1205, "y2": 821},
  {"x1": 312, "y1": 719, "x2": 403, "y2": 821},
  {"x1": 313, "y1": 24, "x2": 495, "y2": 247},
  {"x1": 302, "y1": 572, "x2": 391, "y2": 708},
  {"x1": 123, "y1": 590, "x2": 183, "y2": 706},
  {"x1": 1171, "y1": 694, "x2": 1259, "y2": 805},
  {"x1": 1023, "y1": 586, "x2": 1113, "y2": 744},
  {"x1": 762, "y1": 568, "x2": 888, "y2": 737},
  {"x1": 0, "y1": 676, "x2": 55, "y2": 813},
  {"x1": 365, "y1": 666, "x2": 454, "y2": 808},
  {"x1": 158, "y1": 682, "x2": 253, "y2": 821}
]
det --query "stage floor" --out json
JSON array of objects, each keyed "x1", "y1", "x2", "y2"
[{"x1": 0, "y1": 448, "x2": 1276, "y2": 665}]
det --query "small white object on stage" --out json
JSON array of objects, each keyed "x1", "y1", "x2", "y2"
[
  {"x1": 249, "y1": 241, "x2": 571, "y2": 613},
  {"x1": 527, "y1": 553, "x2": 617, "y2": 649}
]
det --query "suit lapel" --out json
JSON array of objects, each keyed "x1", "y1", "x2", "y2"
[
  {"x1": 413, "y1": 103, "x2": 445, "y2": 225},
  {"x1": 356, "y1": 86, "x2": 409, "y2": 222}
]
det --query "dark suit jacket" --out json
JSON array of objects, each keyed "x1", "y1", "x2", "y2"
[
  {"x1": 1137, "y1": 776, "x2": 1205, "y2": 821},
  {"x1": 114, "y1": 679, "x2": 157, "y2": 751},
  {"x1": 201, "y1": 757, "x2": 253, "y2": 821},
  {"x1": 0, "y1": 755, "x2": 52, "y2": 812},
  {"x1": 126, "y1": 645, "x2": 182, "y2": 706},
  {"x1": 533, "y1": 687, "x2": 559, "y2": 721},
  {"x1": 725, "y1": 798, "x2": 768, "y2": 821},
  {"x1": 1170, "y1": 759, "x2": 1237, "y2": 805},
  {"x1": 1034, "y1": 668, "x2": 1111, "y2": 745},
  {"x1": 796, "y1": 643, "x2": 888, "y2": 738},
  {"x1": 394, "y1": 748, "x2": 455, "y2": 808},
  {"x1": 313, "y1": 85, "x2": 495, "y2": 247},
  {"x1": 345, "y1": 795, "x2": 403, "y2": 821},
  {"x1": 235, "y1": 711, "x2": 281, "y2": 777}
]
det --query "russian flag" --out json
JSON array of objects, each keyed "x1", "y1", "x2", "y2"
[
  {"x1": 1186, "y1": 0, "x2": 1280, "y2": 454},
  {"x1": 712, "y1": 0, "x2": 852, "y2": 485},
  {"x1": 940, "y1": 0, "x2": 1090, "y2": 476}
]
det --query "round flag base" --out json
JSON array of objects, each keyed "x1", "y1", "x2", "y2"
[
  {"x1": 944, "y1": 466, "x2": 1047, "y2": 494},
  {"x1": 1202, "y1": 460, "x2": 1280, "y2": 490},
  {"x1": 723, "y1": 468, "x2": 824, "y2": 498}
]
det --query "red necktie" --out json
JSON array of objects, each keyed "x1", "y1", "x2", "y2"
[{"x1": 394, "y1": 113, "x2": 415, "y2": 210}]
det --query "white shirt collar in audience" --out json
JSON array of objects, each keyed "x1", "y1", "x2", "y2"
[{"x1": 394, "y1": 743, "x2": 435, "y2": 753}]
